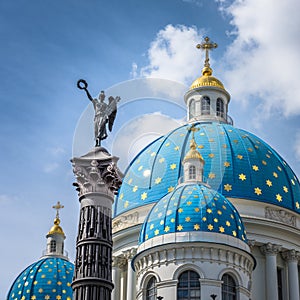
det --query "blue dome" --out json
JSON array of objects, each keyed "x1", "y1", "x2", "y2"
[
  {"x1": 139, "y1": 183, "x2": 247, "y2": 244},
  {"x1": 7, "y1": 257, "x2": 74, "y2": 300},
  {"x1": 114, "y1": 122, "x2": 300, "y2": 216}
]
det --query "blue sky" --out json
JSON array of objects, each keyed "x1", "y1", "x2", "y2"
[{"x1": 1, "y1": 0, "x2": 300, "y2": 298}]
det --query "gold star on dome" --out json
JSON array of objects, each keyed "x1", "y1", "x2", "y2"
[
  {"x1": 219, "y1": 226, "x2": 225, "y2": 233},
  {"x1": 226, "y1": 221, "x2": 231, "y2": 227},
  {"x1": 232, "y1": 231, "x2": 237, "y2": 237},
  {"x1": 224, "y1": 184, "x2": 232, "y2": 192},
  {"x1": 254, "y1": 187, "x2": 262, "y2": 196},
  {"x1": 47, "y1": 281, "x2": 52, "y2": 285},
  {"x1": 138, "y1": 165, "x2": 143, "y2": 171},
  {"x1": 278, "y1": 166, "x2": 282, "y2": 171},
  {"x1": 177, "y1": 224, "x2": 183, "y2": 231},
  {"x1": 198, "y1": 145, "x2": 204, "y2": 149},
  {"x1": 132, "y1": 185, "x2": 138, "y2": 192},
  {"x1": 170, "y1": 163, "x2": 177, "y2": 170},
  {"x1": 194, "y1": 224, "x2": 200, "y2": 230},
  {"x1": 174, "y1": 146, "x2": 180, "y2": 151},
  {"x1": 248, "y1": 148, "x2": 253, "y2": 152},
  {"x1": 154, "y1": 229, "x2": 160, "y2": 235},
  {"x1": 239, "y1": 174, "x2": 246, "y2": 181},
  {"x1": 45, "y1": 297, "x2": 50, "y2": 300},
  {"x1": 233, "y1": 139, "x2": 238, "y2": 144},
  {"x1": 283, "y1": 186, "x2": 288, "y2": 193},
  {"x1": 194, "y1": 207, "x2": 200, "y2": 212},
  {"x1": 56, "y1": 296, "x2": 61, "y2": 300},
  {"x1": 202, "y1": 217, "x2": 207, "y2": 221},
  {"x1": 291, "y1": 179, "x2": 295, "y2": 185},
  {"x1": 187, "y1": 201, "x2": 192, "y2": 206},
  {"x1": 208, "y1": 173, "x2": 216, "y2": 179},
  {"x1": 31, "y1": 296, "x2": 36, "y2": 300},
  {"x1": 178, "y1": 208, "x2": 184, "y2": 213},
  {"x1": 208, "y1": 224, "x2": 214, "y2": 231},
  {"x1": 266, "y1": 154, "x2": 271, "y2": 158},
  {"x1": 217, "y1": 210, "x2": 222, "y2": 215},
  {"x1": 273, "y1": 172, "x2": 278, "y2": 178},
  {"x1": 296, "y1": 202, "x2": 300, "y2": 209},
  {"x1": 185, "y1": 217, "x2": 191, "y2": 222},
  {"x1": 207, "y1": 208, "x2": 212, "y2": 214},
  {"x1": 155, "y1": 177, "x2": 162, "y2": 184},
  {"x1": 237, "y1": 155, "x2": 243, "y2": 160},
  {"x1": 252, "y1": 165, "x2": 259, "y2": 171},
  {"x1": 214, "y1": 218, "x2": 218, "y2": 223},
  {"x1": 266, "y1": 180, "x2": 272, "y2": 187},
  {"x1": 223, "y1": 144, "x2": 227, "y2": 148},
  {"x1": 150, "y1": 152, "x2": 156, "y2": 157},
  {"x1": 262, "y1": 160, "x2": 267, "y2": 165},
  {"x1": 171, "y1": 218, "x2": 175, "y2": 223},
  {"x1": 159, "y1": 157, "x2": 165, "y2": 163},
  {"x1": 141, "y1": 192, "x2": 148, "y2": 200},
  {"x1": 38, "y1": 289, "x2": 43, "y2": 293},
  {"x1": 128, "y1": 178, "x2": 133, "y2": 184},
  {"x1": 165, "y1": 142, "x2": 170, "y2": 147},
  {"x1": 276, "y1": 194, "x2": 283, "y2": 202},
  {"x1": 208, "y1": 153, "x2": 215, "y2": 158},
  {"x1": 164, "y1": 226, "x2": 170, "y2": 232},
  {"x1": 209, "y1": 138, "x2": 215, "y2": 142},
  {"x1": 168, "y1": 186, "x2": 175, "y2": 193},
  {"x1": 224, "y1": 161, "x2": 230, "y2": 167}
]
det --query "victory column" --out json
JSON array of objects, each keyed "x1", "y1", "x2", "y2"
[{"x1": 71, "y1": 80, "x2": 122, "y2": 300}]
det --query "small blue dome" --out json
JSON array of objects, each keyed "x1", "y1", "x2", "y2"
[
  {"x1": 7, "y1": 257, "x2": 74, "y2": 300},
  {"x1": 114, "y1": 122, "x2": 300, "y2": 216},
  {"x1": 139, "y1": 183, "x2": 247, "y2": 244}
]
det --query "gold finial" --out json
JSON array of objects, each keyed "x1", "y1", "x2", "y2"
[
  {"x1": 52, "y1": 201, "x2": 64, "y2": 219},
  {"x1": 184, "y1": 124, "x2": 204, "y2": 162}
]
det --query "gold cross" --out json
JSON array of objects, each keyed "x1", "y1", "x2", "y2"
[
  {"x1": 196, "y1": 36, "x2": 218, "y2": 67},
  {"x1": 187, "y1": 124, "x2": 200, "y2": 139},
  {"x1": 52, "y1": 201, "x2": 64, "y2": 219}
]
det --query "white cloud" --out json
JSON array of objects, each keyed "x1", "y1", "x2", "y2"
[
  {"x1": 221, "y1": 0, "x2": 300, "y2": 118},
  {"x1": 140, "y1": 24, "x2": 205, "y2": 83},
  {"x1": 111, "y1": 112, "x2": 183, "y2": 171}
]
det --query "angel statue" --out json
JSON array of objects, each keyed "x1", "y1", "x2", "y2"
[{"x1": 77, "y1": 79, "x2": 121, "y2": 147}]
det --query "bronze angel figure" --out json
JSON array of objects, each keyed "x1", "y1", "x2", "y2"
[{"x1": 77, "y1": 79, "x2": 121, "y2": 147}]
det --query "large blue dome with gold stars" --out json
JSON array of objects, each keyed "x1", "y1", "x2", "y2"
[
  {"x1": 114, "y1": 122, "x2": 300, "y2": 216},
  {"x1": 139, "y1": 183, "x2": 247, "y2": 244},
  {"x1": 7, "y1": 257, "x2": 74, "y2": 300}
]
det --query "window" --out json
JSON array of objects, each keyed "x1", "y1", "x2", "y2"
[
  {"x1": 189, "y1": 166, "x2": 196, "y2": 180},
  {"x1": 201, "y1": 96, "x2": 210, "y2": 115},
  {"x1": 277, "y1": 268, "x2": 283, "y2": 300},
  {"x1": 216, "y1": 98, "x2": 224, "y2": 117},
  {"x1": 222, "y1": 274, "x2": 236, "y2": 300},
  {"x1": 146, "y1": 277, "x2": 157, "y2": 300},
  {"x1": 189, "y1": 99, "x2": 196, "y2": 119},
  {"x1": 177, "y1": 270, "x2": 200, "y2": 300},
  {"x1": 50, "y1": 240, "x2": 56, "y2": 253}
]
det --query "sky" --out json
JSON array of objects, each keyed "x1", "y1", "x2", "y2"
[{"x1": 1, "y1": 0, "x2": 300, "y2": 298}]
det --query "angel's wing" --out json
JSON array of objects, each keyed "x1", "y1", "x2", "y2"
[{"x1": 106, "y1": 97, "x2": 119, "y2": 131}]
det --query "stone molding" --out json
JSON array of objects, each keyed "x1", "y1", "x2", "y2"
[
  {"x1": 112, "y1": 255, "x2": 127, "y2": 269},
  {"x1": 134, "y1": 243, "x2": 255, "y2": 279},
  {"x1": 123, "y1": 248, "x2": 137, "y2": 261},
  {"x1": 281, "y1": 249, "x2": 300, "y2": 262},
  {"x1": 112, "y1": 211, "x2": 139, "y2": 231},
  {"x1": 265, "y1": 207, "x2": 296, "y2": 227},
  {"x1": 260, "y1": 243, "x2": 282, "y2": 256}
]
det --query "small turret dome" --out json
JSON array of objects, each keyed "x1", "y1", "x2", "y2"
[
  {"x1": 48, "y1": 218, "x2": 65, "y2": 236},
  {"x1": 139, "y1": 183, "x2": 247, "y2": 245}
]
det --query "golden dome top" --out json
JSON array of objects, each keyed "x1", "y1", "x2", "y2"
[
  {"x1": 183, "y1": 138, "x2": 205, "y2": 163},
  {"x1": 190, "y1": 66, "x2": 225, "y2": 90},
  {"x1": 48, "y1": 217, "x2": 65, "y2": 236}
]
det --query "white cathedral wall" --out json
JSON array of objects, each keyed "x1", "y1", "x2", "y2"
[{"x1": 112, "y1": 199, "x2": 300, "y2": 300}]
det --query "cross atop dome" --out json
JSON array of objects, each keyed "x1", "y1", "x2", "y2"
[
  {"x1": 196, "y1": 36, "x2": 218, "y2": 69},
  {"x1": 52, "y1": 201, "x2": 64, "y2": 219}
]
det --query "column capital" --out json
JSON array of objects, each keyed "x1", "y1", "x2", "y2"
[
  {"x1": 112, "y1": 255, "x2": 127, "y2": 269},
  {"x1": 248, "y1": 239, "x2": 256, "y2": 250},
  {"x1": 123, "y1": 248, "x2": 137, "y2": 261},
  {"x1": 260, "y1": 243, "x2": 282, "y2": 255},
  {"x1": 282, "y1": 249, "x2": 300, "y2": 262}
]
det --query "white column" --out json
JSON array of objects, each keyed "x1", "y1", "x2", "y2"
[
  {"x1": 112, "y1": 256, "x2": 125, "y2": 300},
  {"x1": 260, "y1": 243, "x2": 282, "y2": 300},
  {"x1": 282, "y1": 250, "x2": 300, "y2": 300},
  {"x1": 124, "y1": 248, "x2": 137, "y2": 300}
]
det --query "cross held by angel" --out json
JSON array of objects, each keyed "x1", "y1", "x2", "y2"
[{"x1": 77, "y1": 79, "x2": 121, "y2": 147}]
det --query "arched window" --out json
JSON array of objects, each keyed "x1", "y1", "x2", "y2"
[
  {"x1": 189, "y1": 165, "x2": 196, "y2": 180},
  {"x1": 222, "y1": 274, "x2": 237, "y2": 300},
  {"x1": 50, "y1": 240, "x2": 56, "y2": 253},
  {"x1": 189, "y1": 99, "x2": 196, "y2": 119},
  {"x1": 177, "y1": 270, "x2": 200, "y2": 300},
  {"x1": 216, "y1": 98, "x2": 224, "y2": 117},
  {"x1": 201, "y1": 96, "x2": 210, "y2": 115},
  {"x1": 146, "y1": 277, "x2": 157, "y2": 300}
]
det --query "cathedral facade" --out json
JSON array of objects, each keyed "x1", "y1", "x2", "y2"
[{"x1": 111, "y1": 39, "x2": 300, "y2": 300}]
